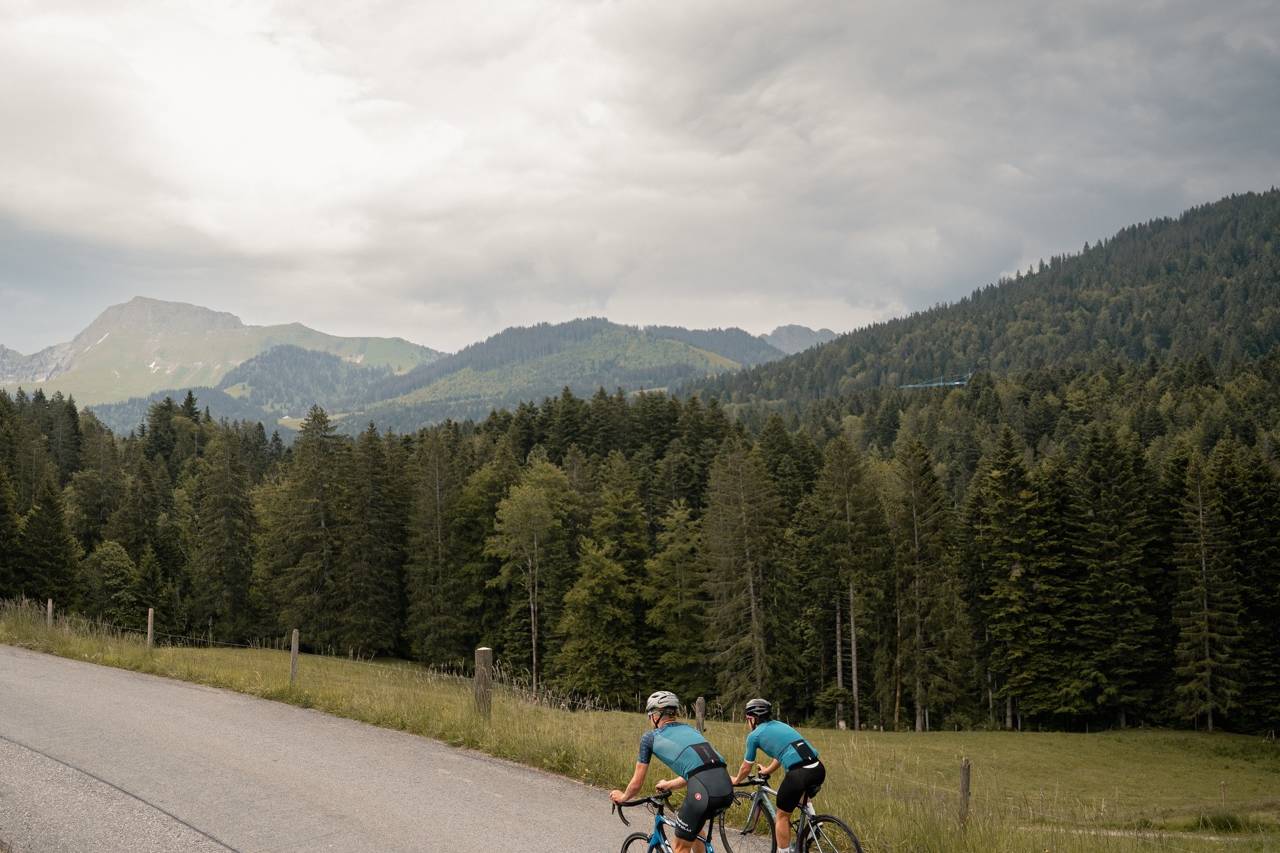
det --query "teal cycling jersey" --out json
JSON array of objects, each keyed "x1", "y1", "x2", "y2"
[
  {"x1": 637, "y1": 722, "x2": 726, "y2": 779},
  {"x1": 744, "y1": 719, "x2": 819, "y2": 770}
]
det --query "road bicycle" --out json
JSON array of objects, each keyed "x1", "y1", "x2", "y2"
[
  {"x1": 612, "y1": 789, "x2": 724, "y2": 853},
  {"x1": 721, "y1": 775, "x2": 863, "y2": 853}
]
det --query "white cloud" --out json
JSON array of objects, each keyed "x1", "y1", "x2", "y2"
[{"x1": 0, "y1": 0, "x2": 1277, "y2": 353}]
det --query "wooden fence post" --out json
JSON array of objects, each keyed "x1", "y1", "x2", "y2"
[
  {"x1": 695, "y1": 696, "x2": 706, "y2": 733},
  {"x1": 46, "y1": 598, "x2": 53, "y2": 628},
  {"x1": 959, "y1": 758, "x2": 972, "y2": 826},
  {"x1": 146, "y1": 608, "x2": 154, "y2": 650},
  {"x1": 474, "y1": 647, "x2": 494, "y2": 720},
  {"x1": 289, "y1": 628, "x2": 300, "y2": 687}
]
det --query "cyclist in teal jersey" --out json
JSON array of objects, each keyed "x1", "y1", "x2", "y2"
[
  {"x1": 730, "y1": 698, "x2": 826, "y2": 853},
  {"x1": 610, "y1": 691, "x2": 734, "y2": 853}
]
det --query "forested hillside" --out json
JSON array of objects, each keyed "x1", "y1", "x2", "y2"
[
  {"x1": 699, "y1": 190, "x2": 1280, "y2": 406},
  {"x1": 2, "y1": 192, "x2": 1278, "y2": 736}
]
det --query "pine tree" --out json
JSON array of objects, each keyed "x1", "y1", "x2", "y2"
[
  {"x1": 1172, "y1": 456, "x2": 1242, "y2": 731},
  {"x1": 553, "y1": 539, "x2": 641, "y2": 702},
  {"x1": 703, "y1": 442, "x2": 780, "y2": 704},
  {"x1": 643, "y1": 501, "x2": 708, "y2": 700}
]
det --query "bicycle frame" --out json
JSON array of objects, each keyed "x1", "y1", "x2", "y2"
[
  {"x1": 736, "y1": 778, "x2": 820, "y2": 845},
  {"x1": 615, "y1": 792, "x2": 717, "y2": 853}
]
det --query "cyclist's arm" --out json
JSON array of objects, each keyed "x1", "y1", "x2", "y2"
[
  {"x1": 756, "y1": 757, "x2": 782, "y2": 776},
  {"x1": 655, "y1": 776, "x2": 687, "y2": 792},
  {"x1": 730, "y1": 760, "x2": 754, "y2": 784},
  {"x1": 611, "y1": 762, "x2": 649, "y2": 803}
]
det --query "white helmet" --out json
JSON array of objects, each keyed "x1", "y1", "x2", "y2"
[{"x1": 645, "y1": 690, "x2": 680, "y2": 715}]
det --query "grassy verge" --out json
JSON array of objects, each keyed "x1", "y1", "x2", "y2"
[{"x1": 3, "y1": 601, "x2": 1277, "y2": 852}]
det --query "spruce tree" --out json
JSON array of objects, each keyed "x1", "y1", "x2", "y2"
[
  {"x1": 485, "y1": 459, "x2": 574, "y2": 692},
  {"x1": 643, "y1": 501, "x2": 708, "y2": 700},
  {"x1": 190, "y1": 431, "x2": 256, "y2": 640},
  {"x1": 83, "y1": 540, "x2": 140, "y2": 629},
  {"x1": 19, "y1": 475, "x2": 79, "y2": 605},
  {"x1": 1066, "y1": 425, "x2": 1159, "y2": 726},
  {"x1": 335, "y1": 424, "x2": 405, "y2": 656},
  {"x1": 0, "y1": 466, "x2": 20, "y2": 599},
  {"x1": 703, "y1": 442, "x2": 780, "y2": 704},
  {"x1": 553, "y1": 540, "x2": 640, "y2": 702},
  {"x1": 1172, "y1": 456, "x2": 1242, "y2": 731},
  {"x1": 892, "y1": 438, "x2": 966, "y2": 731}
]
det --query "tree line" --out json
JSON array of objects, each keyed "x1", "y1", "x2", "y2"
[{"x1": 1, "y1": 353, "x2": 1277, "y2": 734}]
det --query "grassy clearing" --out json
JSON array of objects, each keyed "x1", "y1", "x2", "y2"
[{"x1": 2, "y1": 601, "x2": 1277, "y2": 852}]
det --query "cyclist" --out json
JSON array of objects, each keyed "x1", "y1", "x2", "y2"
[
  {"x1": 610, "y1": 690, "x2": 734, "y2": 853},
  {"x1": 730, "y1": 698, "x2": 826, "y2": 853}
]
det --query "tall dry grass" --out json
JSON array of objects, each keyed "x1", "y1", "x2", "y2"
[{"x1": 2, "y1": 599, "x2": 1276, "y2": 852}]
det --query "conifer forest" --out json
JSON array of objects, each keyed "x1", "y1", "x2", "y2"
[{"x1": 2, "y1": 192, "x2": 1278, "y2": 736}]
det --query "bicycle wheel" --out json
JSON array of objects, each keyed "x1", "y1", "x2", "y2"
[
  {"x1": 621, "y1": 831, "x2": 664, "y2": 852},
  {"x1": 719, "y1": 791, "x2": 777, "y2": 853},
  {"x1": 799, "y1": 814, "x2": 863, "y2": 853}
]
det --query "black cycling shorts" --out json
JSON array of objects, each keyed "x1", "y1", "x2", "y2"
[
  {"x1": 670, "y1": 769, "x2": 734, "y2": 842},
  {"x1": 776, "y1": 760, "x2": 826, "y2": 813}
]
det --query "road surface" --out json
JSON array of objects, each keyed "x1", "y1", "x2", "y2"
[{"x1": 0, "y1": 645, "x2": 625, "y2": 852}]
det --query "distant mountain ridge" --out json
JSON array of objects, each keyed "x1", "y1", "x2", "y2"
[
  {"x1": 763, "y1": 324, "x2": 837, "y2": 354},
  {"x1": 0, "y1": 296, "x2": 441, "y2": 405},
  {"x1": 86, "y1": 317, "x2": 835, "y2": 435}
]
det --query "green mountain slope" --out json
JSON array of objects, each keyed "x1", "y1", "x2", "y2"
[
  {"x1": 85, "y1": 318, "x2": 794, "y2": 434},
  {"x1": 696, "y1": 190, "x2": 1280, "y2": 406},
  {"x1": 0, "y1": 297, "x2": 440, "y2": 405}
]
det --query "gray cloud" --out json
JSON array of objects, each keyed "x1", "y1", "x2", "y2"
[{"x1": 1, "y1": 0, "x2": 1277, "y2": 354}]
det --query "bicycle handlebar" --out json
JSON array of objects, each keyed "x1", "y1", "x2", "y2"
[
  {"x1": 611, "y1": 790, "x2": 673, "y2": 826},
  {"x1": 733, "y1": 774, "x2": 774, "y2": 788}
]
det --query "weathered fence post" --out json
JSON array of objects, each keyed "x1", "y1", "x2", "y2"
[
  {"x1": 959, "y1": 757, "x2": 972, "y2": 826},
  {"x1": 146, "y1": 608, "x2": 154, "y2": 650},
  {"x1": 695, "y1": 696, "x2": 706, "y2": 733},
  {"x1": 289, "y1": 628, "x2": 300, "y2": 687},
  {"x1": 46, "y1": 598, "x2": 53, "y2": 628},
  {"x1": 1220, "y1": 780, "x2": 1227, "y2": 807},
  {"x1": 474, "y1": 647, "x2": 494, "y2": 720}
]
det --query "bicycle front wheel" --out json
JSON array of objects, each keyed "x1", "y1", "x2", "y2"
[
  {"x1": 799, "y1": 814, "x2": 863, "y2": 853},
  {"x1": 719, "y1": 791, "x2": 776, "y2": 853},
  {"x1": 621, "y1": 831, "x2": 664, "y2": 852}
]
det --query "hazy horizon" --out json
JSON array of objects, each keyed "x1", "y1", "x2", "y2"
[{"x1": 3, "y1": 1, "x2": 1277, "y2": 354}]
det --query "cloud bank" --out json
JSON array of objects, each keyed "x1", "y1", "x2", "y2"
[{"x1": 1, "y1": 0, "x2": 1277, "y2": 352}]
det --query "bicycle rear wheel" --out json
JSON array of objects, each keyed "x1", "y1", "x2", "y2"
[
  {"x1": 799, "y1": 814, "x2": 863, "y2": 853},
  {"x1": 719, "y1": 791, "x2": 776, "y2": 853}
]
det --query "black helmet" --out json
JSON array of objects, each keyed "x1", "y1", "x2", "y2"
[
  {"x1": 646, "y1": 690, "x2": 680, "y2": 715},
  {"x1": 744, "y1": 698, "x2": 772, "y2": 719}
]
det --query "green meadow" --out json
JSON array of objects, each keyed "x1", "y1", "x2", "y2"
[{"x1": 3, "y1": 602, "x2": 1277, "y2": 852}]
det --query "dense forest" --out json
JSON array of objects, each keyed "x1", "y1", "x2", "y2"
[
  {"x1": 2, "y1": 354, "x2": 1277, "y2": 733},
  {"x1": 2, "y1": 191, "x2": 1278, "y2": 734}
]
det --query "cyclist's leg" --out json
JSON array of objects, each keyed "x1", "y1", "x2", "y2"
[{"x1": 776, "y1": 762, "x2": 823, "y2": 851}]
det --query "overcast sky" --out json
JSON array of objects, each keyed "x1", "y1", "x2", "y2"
[{"x1": 1, "y1": 0, "x2": 1277, "y2": 354}]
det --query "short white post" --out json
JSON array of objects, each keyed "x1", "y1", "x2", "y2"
[
  {"x1": 289, "y1": 628, "x2": 300, "y2": 687},
  {"x1": 46, "y1": 598, "x2": 53, "y2": 628},
  {"x1": 146, "y1": 608, "x2": 154, "y2": 650}
]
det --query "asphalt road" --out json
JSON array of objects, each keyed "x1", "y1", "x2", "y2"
[{"x1": 0, "y1": 645, "x2": 625, "y2": 852}]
